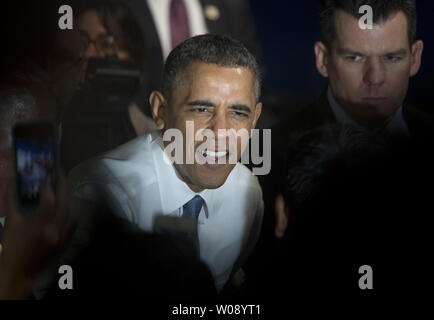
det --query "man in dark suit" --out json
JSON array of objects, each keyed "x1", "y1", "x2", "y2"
[
  {"x1": 245, "y1": 1, "x2": 431, "y2": 295},
  {"x1": 294, "y1": 0, "x2": 428, "y2": 137},
  {"x1": 244, "y1": 0, "x2": 434, "y2": 300},
  {"x1": 269, "y1": 0, "x2": 432, "y2": 237}
]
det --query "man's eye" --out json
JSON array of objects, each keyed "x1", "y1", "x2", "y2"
[
  {"x1": 192, "y1": 107, "x2": 209, "y2": 113},
  {"x1": 230, "y1": 111, "x2": 248, "y2": 118},
  {"x1": 385, "y1": 55, "x2": 402, "y2": 62},
  {"x1": 345, "y1": 55, "x2": 362, "y2": 62}
]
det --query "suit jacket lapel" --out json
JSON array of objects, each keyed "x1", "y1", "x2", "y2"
[
  {"x1": 402, "y1": 104, "x2": 434, "y2": 143},
  {"x1": 312, "y1": 89, "x2": 338, "y2": 127},
  {"x1": 124, "y1": 0, "x2": 164, "y2": 91}
]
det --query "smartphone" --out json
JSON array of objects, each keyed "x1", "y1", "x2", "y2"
[{"x1": 13, "y1": 121, "x2": 60, "y2": 212}]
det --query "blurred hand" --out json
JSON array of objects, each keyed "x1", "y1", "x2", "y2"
[{"x1": 0, "y1": 174, "x2": 77, "y2": 299}]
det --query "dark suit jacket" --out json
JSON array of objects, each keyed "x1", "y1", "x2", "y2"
[
  {"x1": 259, "y1": 90, "x2": 434, "y2": 240},
  {"x1": 271, "y1": 90, "x2": 434, "y2": 165},
  {"x1": 250, "y1": 92, "x2": 434, "y2": 301},
  {"x1": 123, "y1": 0, "x2": 263, "y2": 108}
]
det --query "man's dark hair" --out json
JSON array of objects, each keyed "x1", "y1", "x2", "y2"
[
  {"x1": 284, "y1": 124, "x2": 389, "y2": 211},
  {"x1": 319, "y1": 0, "x2": 418, "y2": 48},
  {"x1": 280, "y1": 124, "x2": 433, "y2": 297},
  {"x1": 162, "y1": 34, "x2": 261, "y2": 103}
]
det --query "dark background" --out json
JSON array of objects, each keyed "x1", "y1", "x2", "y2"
[{"x1": 250, "y1": 0, "x2": 434, "y2": 111}]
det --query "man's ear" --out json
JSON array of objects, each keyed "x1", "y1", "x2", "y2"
[
  {"x1": 314, "y1": 41, "x2": 329, "y2": 78},
  {"x1": 252, "y1": 102, "x2": 262, "y2": 129},
  {"x1": 149, "y1": 90, "x2": 167, "y2": 129},
  {"x1": 410, "y1": 40, "x2": 424, "y2": 77},
  {"x1": 275, "y1": 194, "x2": 290, "y2": 239}
]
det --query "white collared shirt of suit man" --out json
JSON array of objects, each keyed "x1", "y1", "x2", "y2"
[{"x1": 69, "y1": 130, "x2": 264, "y2": 292}]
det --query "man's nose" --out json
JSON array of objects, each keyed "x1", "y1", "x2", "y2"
[
  {"x1": 209, "y1": 112, "x2": 228, "y2": 140},
  {"x1": 363, "y1": 57, "x2": 386, "y2": 87}
]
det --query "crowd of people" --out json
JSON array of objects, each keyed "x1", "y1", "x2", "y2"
[{"x1": 0, "y1": 0, "x2": 432, "y2": 311}]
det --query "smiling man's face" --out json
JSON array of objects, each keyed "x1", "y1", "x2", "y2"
[
  {"x1": 151, "y1": 62, "x2": 262, "y2": 192},
  {"x1": 315, "y1": 10, "x2": 423, "y2": 127}
]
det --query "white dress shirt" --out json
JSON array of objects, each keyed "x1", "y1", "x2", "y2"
[
  {"x1": 146, "y1": 0, "x2": 209, "y2": 59},
  {"x1": 69, "y1": 130, "x2": 264, "y2": 291}
]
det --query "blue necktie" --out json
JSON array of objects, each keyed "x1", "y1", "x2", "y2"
[
  {"x1": 182, "y1": 195, "x2": 204, "y2": 247},
  {"x1": 154, "y1": 196, "x2": 204, "y2": 252},
  {"x1": 183, "y1": 195, "x2": 204, "y2": 221}
]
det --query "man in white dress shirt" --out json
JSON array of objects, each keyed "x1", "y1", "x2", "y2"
[{"x1": 69, "y1": 34, "x2": 263, "y2": 292}]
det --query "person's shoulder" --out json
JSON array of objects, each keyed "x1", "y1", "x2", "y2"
[
  {"x1": 291, "y1": 96, "x2": 332, "y2": 129},
  {"x1": 102, "y1": 132, "x2": 154, "y2": 161},
  {"x1": 403, "y1": 104, "x2": 434, "y2": 142},
  {"x1": 68, "y1": 132, "x2": 160, "y2": 191}
]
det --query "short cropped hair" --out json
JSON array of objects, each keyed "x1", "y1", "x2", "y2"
[
  {"x1": 162, "y1": 34, "x2": 261, "y2": 103},
  {"x1": 319, "y1": 0, "x2": 418, "y2": 48},
  {"x1": 284, "y1": 124, "x2": 388, "y2": 211}
]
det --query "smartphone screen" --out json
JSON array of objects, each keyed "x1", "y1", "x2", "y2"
[{"x1": 13, "y1": 121, "x2": 59, "y2": 210}]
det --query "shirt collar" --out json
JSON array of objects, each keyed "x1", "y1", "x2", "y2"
[
  {"x1": 386, "y1": 105, "x2": 410, "y2": 138},
  {"x1": 327, "y1": 86, "x2": 361, "y2": 127},
  {"x1": 151, "y1": 130, "x2": 211, "y2": 217},
  {"x1": 327, "y1": 87, "x2": 410, "y2": 137}
]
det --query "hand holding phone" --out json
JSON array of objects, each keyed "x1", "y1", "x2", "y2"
[
  {"x1": 0, "y1": 174, "x2": 77, "y2": 299},
  {"x1": 13, "y1": 121, "x2": 60, "y2": 212}
]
